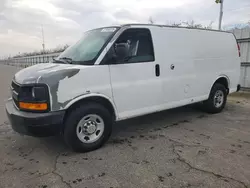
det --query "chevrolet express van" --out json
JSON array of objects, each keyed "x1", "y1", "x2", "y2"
[{"x1": 6, "y1": 24, "x2": 241, "y2": 152}]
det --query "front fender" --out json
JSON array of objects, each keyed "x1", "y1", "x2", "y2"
[{"x1": 64, "y1": 93, "x2": 118, "y2": 120}]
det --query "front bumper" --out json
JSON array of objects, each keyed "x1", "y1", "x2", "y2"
[{"x1": 5, "y1": 99, "x2": 65, "y2": 137}]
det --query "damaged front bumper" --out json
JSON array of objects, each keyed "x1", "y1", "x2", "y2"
[{"x1": 5, "y1": 99, "x2": 65, "y2": 137}]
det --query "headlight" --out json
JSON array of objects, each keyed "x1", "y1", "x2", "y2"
[
  {"x1": 31, "y1": 86, "x2": 47, "y2": 101},
  {"x1": 18, "y1": 85, "x2": 50, "y2": 112}
]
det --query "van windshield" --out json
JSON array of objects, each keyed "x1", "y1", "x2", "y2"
[{"x1": 55, "y1": 27, "x2": 119, "y2": 65}]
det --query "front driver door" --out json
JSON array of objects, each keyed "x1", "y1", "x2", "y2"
[{"x1": 104, "y1": 28, "x2": 164, "y2": 120}]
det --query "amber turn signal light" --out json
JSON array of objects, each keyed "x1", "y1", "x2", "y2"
[{"x1": 19, "y1": 102, "x2": 48, "y2": 111}]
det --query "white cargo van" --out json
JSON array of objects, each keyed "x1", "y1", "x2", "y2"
[{"x1": 6, "y1": 24, "x2": 241, "y2": 152}]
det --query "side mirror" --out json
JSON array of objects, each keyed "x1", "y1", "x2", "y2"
[{"x1": 114, "y1": 43, "x2": 129, "y2": 61}]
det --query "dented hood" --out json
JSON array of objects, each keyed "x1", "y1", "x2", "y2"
[{"x1": 14, "y1": 63, "x2": 80, "y2": 84}]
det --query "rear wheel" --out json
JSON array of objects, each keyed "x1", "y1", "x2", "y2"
[
  {"x1": 63, "y1": 103, "x2": 113, "y2": 152},
  {"x1": 202, "y1": 83, "x2": 227, "y2": 114}
]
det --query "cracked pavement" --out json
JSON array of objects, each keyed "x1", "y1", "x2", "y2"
[{"x1": 0, "y1": 64, "x2": 250, "y2": 188}]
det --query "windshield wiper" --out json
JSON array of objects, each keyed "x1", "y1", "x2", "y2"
[
  {"x1": 59, "y1": 57, "x2": 73, "y2": 64},
  {"x1": 52, "y1": 58, "x2": 68, "y2": 64}
]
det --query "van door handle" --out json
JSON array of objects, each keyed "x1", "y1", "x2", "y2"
[{"x1": 155, "y1": 64, "x2": 160, "y2": 77}]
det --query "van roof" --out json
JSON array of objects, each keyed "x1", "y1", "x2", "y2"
[{"x1": 121, "y1": 23, "x2": 232, "y2": 34}]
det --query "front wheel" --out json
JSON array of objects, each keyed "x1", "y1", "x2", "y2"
[
  {"x1": 202, "y1": 83, "x2": 227, "y2": 114},
  {"x1": 63, "y1": 103, "x2": 113, "y2": 152}
]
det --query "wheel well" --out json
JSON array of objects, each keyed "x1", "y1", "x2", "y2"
[
  {"x1": 214, "y1": 77, "x2": 229, "y2": 93},
  {"x1": 64, "y1": 96, "x2": 116, "y2": 122}
]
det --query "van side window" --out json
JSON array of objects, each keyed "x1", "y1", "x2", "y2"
[{"x1": 102, "y1": 28, "x2": 155, "y2": 64}]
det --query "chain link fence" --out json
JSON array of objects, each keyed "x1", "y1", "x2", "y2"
[
  {"x1": 0, "y1": 53, "x2": 60, "y2": 68},
  {"x1": 231, "y1": 28, "x2": 250, "y2": 90}
]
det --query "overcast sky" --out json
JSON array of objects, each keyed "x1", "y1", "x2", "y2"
[{"x1": 0, "y1": 0, "x2": 249, "y2": 57}]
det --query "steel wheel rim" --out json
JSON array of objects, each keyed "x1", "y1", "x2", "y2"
[
  {"x1": 76, "y1": 114, "x2": 104, "y2": 143},
  {"x1": 214, "y1": 90, "x2": 224, "y2": 108}
]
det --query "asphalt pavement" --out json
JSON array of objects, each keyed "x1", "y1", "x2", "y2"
[{"x1": 0, "y1": 64, "x2": 250, "y2": 188}]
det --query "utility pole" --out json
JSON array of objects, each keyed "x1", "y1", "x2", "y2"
[
  {"x1": 41, "y1": 24, "x2": 45, "y2": 53},
  {"x1": 216, "y1": 0, "x2": 224, "y2": 30}
]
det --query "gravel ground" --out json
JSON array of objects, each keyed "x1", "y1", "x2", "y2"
[{"x1": 0, "y1": 64, "x2": 250, "y2": 188}]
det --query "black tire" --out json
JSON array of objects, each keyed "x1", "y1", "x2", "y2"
[
  {"x1": 63, "y1": 103, "x2": 113, "y2": 152},
  {"x1": 202, "y1": 83, "x2": 227, "y2": 114}
]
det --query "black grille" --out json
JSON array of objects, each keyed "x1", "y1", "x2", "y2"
[
  {"x1": 11, "y1": 81, "x2": 20, "y2": 108},
  {"x1": 11, "y1": 81, "x2": 20, "y2": 94},
  {"x1": 13, "y1": 98, "x2": 19, "y2": 108}
]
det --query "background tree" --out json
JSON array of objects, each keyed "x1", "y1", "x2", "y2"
[
  {"x1": 182, "y1": 20, "x2": 203, "y2": 28},
  {"x1": 13, "y1": 44, "x2": 69, "y2": 58},
  {"x1": 167, "y1": 20, "x2": 214, "y2": 29},
  {"x1": 148, "y1": 17, "x2": 154, "y2": 24}
]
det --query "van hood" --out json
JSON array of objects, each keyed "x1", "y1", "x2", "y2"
[
  {"x1": 14, "y1": 63, "x2": 82, "y2": 111},
  {"x1": 14, "y1": 63, "x2": 81, "y2": 85}
]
